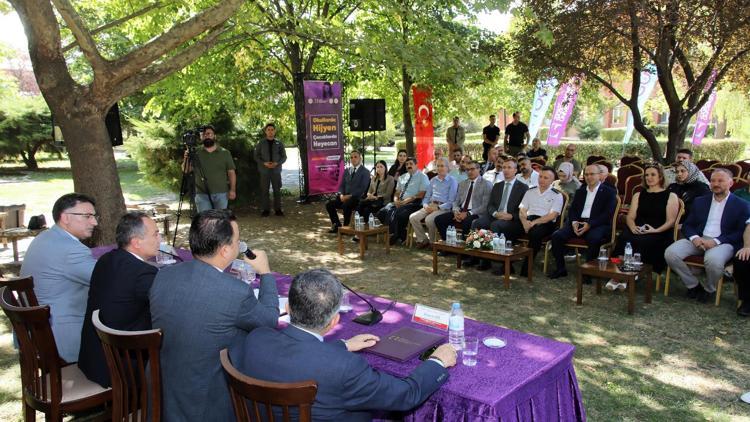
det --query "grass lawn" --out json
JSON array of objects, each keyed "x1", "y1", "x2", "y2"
[{"x1": 0, "y1": 163, "x2": 749, "y2": 420}]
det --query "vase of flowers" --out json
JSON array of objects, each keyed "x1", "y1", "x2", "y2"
[{"x1": 465, "y1": 229, "x2": 495, "y2": 250}]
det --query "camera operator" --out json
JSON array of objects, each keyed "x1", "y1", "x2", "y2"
[{"x1": 182, "y1": 125, "x2": 237, "y2": 212}]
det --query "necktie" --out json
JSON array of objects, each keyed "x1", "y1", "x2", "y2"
[
  {"x1": 499, "y1": 182, "x2": 511, "y2": 213},
  {"x1": 461, "y1": 181, "x2": 474, "y2": 212},
  {"x1": 399, "y1": 175, "x2": 412, "y2": 200}
]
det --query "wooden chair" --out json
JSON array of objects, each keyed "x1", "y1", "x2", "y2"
[
  {"x1": 620, "y1": 156, "x2": 641, "y2": 167},
  {"x1": 695, "y1": 159, "x2": 718, "y2": 170},
  {"x1": 565, "y1": 196, "x2": 621, "y2": 265},
  {"x1": 701, "y1": 168, "x2": 714, "y2": 180},
  {"x1": 616, "y1": 164, "x2": 643, "y2": 197},
  {"x1": 663, "y1": 256, "x2": 737, "y2": 307},
  {"x1": 595, "y1": 161, "x2": 613, "y2": 173},
  {"x1": 0, "y1": 287, "x2": 111, "y2": 421},
  {"x1": 554, "y1": 154, "x2": 564, "y2": 161},
  {"x1": 731, "y1": 177, "x2": 749, "y2": 193},
  {"x1": 0, "y1": 275, "x2": 39, "y2": 307},
  {"x1": 710, "y1": 163, "x2": 742, "y2": 178},
  {"x1": 530, "y1": 162, "x2": 543, "y2": 172},
  {"x1": 92, "y1": 310, "x2": 163, "y2": 422},
  {"x1": 735, "y1": 160, "x2": 750, "y2": 179},
  {"x1": 220, "y1": 349, "x2": 317, "y2": 422},
  {"x1": 621, "y1": 174, "x2": 643, "y2": 209},
  {"x1": 518, "y1": 191, "x2": 570, "y2": 274},
  {"x1": 586, "y1": 155, "x2": 606, "y2": 166},
  {"x1": 529, "y1": 157, "x2": 546, "y2": 166}
]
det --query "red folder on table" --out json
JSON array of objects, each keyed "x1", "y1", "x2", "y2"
[{"x1": 365, "y1": 327, "x2": 445, "y2": 362}]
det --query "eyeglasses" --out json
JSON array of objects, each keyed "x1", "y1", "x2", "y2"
[{"x1": 65, "y1": 212, "x2": 99, "y2": 221}]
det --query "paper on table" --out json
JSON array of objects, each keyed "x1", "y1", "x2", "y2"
[{"x1": 254, "y1": 289, "x2": 288, "y2": 314}]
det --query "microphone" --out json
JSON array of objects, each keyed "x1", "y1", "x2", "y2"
[
  {"x1": 339, "y1": 280, "x2": 383, "y2": 326},
  {"x1": 158, "y1": 243, "x2": 184, "y2": 262},
  {"x1": 238, "y1": 241, "x2": 257, "y2": 260}
]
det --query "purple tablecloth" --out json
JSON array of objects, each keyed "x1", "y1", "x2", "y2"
[{"x1": 90, "y1": 246, "x2": 586, "y2": 421}]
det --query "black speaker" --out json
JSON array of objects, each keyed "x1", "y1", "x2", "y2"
[
  {"x1": 349, "y1": 99, "x2": 386, "y2": 131},
  {"x1": 105, "y1": 103, "x2": 123, "y2": 146}
]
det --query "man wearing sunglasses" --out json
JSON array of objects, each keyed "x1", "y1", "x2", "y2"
[{"x1": 20, "y1": 193, "x2": 99, "y2": 363}]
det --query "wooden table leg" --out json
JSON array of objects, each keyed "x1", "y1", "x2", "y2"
[
  {"x1": 358, "y1": 236, "x2": 366, "y2": 259},
  {"x1": 12, "y1": 238, "x2": 19, "y2": 262},
  {"x1": 628, "y1": 276, "x2": 636, "y2": 315},
  {"x1": 527, "y1": 250, "x2": 533, "y2": 282},
  {"x1": 576, "y1": 271, "x2": 583, "y2": 305},
  {"x1": 595, "y1": 278, "x2": 602, "y2": 295},
  {"x1": 503, "y1": 258, "x2": 511, "y2": 290},
  {"x1": 163, "y1": 220, "x2": 170, "y2": 237},
  {"x1": 337, "y1": 230, "x2": 343, "y2": 255},
  {"x1": 645, "y1": 269, "x2": 653, "y2": 304},
  {"x1": 385, "y1": 231, "x2": 390, "y2": 255},
  {"x1": 456, "y1": 253, "x2": 462, "y2": 269},
  {"x1": 432, "y1": 246, "x2": 438, "y2": 275}
]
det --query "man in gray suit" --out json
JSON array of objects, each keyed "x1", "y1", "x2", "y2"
[
  {"x1": 150, "y1": 209, "x2": 280, "y2": 422},
  {"x1": 253, "y1": 123, "x2": 287, "y2": 217},
  {"x1": 20, "y1": 193, "x2": 99, "y2": 363},
  {"x1": 471, "y1": 159, "x2": 529, "y2": 270},
  {"x1": 434, "y1": 160, "x2": 492, "y2": 242}
]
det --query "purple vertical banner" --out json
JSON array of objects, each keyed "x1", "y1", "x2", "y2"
[
  {"x1": 304, "y1": 81, "x2": 345, "y2": 195},
  {"x1": 546, "y1": 76, "x2": 582, "y2": 146},
  {"x1": 692, "y1": 70, "x2": 718, "y2": 146}
]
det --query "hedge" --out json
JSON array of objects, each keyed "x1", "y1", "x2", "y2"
[
  {"x1": 394, "y1": 138, "x2": 744, "y2": 165},
  {"x1": 600, "y1": 124, "x2": 716, "y2": 143}
]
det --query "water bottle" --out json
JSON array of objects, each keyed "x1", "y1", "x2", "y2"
[
  {"x1": 447, "y1": 226, "x2": 456, "y2": 245},
  {"x1": 448, "y1": 302, "x2": 465, "y2": 350},
  {"x1": 368, "y1": 214, "x2": 374, "y2": 228},
  {"x1": 624, "y1": 242, "x2": 633, "y2": 268},
  {"x1": 354, "y1": 211, "x2": 361, "y2": 229},
  {"x1": 498, "y1": 233, "x2": 506, "y2": 253}
]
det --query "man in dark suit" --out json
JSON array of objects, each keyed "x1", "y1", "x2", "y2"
[
  {"x1": 78, "y1": 212, "x2": 161, "y2": 387},
  {"x1": 731, "y1": 223, "x2": 750, "y2": 316},
  {"x1": 232, "y1": 269, "x2": 456, "y2": 421},
  {"x1": 549, "y1": 165, "x2": 618, "y2": 279},
  {"x1": 150, "y1": 209, "x2": 280, "y2": 422},
  {"x1": 326, "y1": 150, "x2": 371, "y2": 233},
  {"x1": 665, "y1": 169, "x2": 750, "y2": 303}
]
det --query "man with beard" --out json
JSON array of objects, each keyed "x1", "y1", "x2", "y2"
[{"x1": 182, "y1": 124, "x2": 237, "y2": 212}]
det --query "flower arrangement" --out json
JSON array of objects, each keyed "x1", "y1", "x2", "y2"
[{"x1": 465, "y1": 229, "x2": 495, "y2": 250}]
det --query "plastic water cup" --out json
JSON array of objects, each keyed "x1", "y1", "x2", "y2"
[
  {"x1": 598, "y1": 248, "x2": 608, "y2": 260},
  {"x1": 339, "y1": 292, "x2": 352, "y2": 312},
  {"x1": 231, "y1": 259, "x2": 253, "y2": 284},
  {"x1": 505, "y1": 241, "x2": 513, "y2": 252},
  {"x1": 462, "y1": 336, "x2": 478, "y2": 367}
]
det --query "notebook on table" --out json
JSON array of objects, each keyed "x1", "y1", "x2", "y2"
[{"x1": 364, "y1": 326, "x2": 445, "y2": 362}]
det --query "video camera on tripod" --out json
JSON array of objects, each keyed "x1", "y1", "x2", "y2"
[
  {"x1": 173, "y1": 124, "x2": 214, "y2": 246},
  {"x1": 182, "y1": 125, "x2": 211, "y2": 151}
]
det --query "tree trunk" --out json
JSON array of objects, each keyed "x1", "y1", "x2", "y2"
[
  {"x1": 715, "y1": 118, "x2": 727, "y2": 139},
  {"x1": 663, "y1": 109, "x2": 690, "y2": 164},
  {"x1": 57, "y1": 110, "x2": 126, "y2": 244},
  {"x1": 401, "y1": 65, "x2": 414, "y2": 157}
]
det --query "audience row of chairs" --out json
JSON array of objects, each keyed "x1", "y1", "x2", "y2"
[{"x1": 0, "y1": 279, "x2": 316, "y2": 421}]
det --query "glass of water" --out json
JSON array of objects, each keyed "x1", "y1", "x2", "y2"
[
  {"x1": 598, "y1": 248, "x2": 608, "y2": 261},
  {"x1": 505, "y1": 240, "x2": 513, "y2": 252},
  {"x1": 462, "y1": 336, "x2": 478, "y2": 367}
]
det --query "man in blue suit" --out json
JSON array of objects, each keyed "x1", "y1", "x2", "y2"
[
  {"x1": 665, "y1": 168, "x2": 750, "y2": 303},
  {"x1": 150, "y1": 209, "x2": 280, "y2": 421},
  {"x1": 326, "y1": 150, "x2": 371, "y2": 233},
  {"x1": 233, "y1": 268, "x2": 456, "y2": 422},
  {"x1": 78, "y1": 211, "x2": 161, "y2": 387},
  {"x1": 548, "y1": 165, "x2": 618, "y2": 279},
  {"x1": 20, "y1": 193, "x2": 99, "y2": 363}
]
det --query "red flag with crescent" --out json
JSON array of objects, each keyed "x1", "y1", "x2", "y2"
[{"x1": 412, "y1": 86, "x2": 434, "y2": 169}]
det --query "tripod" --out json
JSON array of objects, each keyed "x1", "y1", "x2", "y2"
[{"x1": 172, "y1": 147, "x2": 213, "y2": 246}]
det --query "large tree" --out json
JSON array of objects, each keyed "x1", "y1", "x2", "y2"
[
  {"x1": 512, "y1": 0, "x2": 750, "y2": 163},
  {"x1": 10, "y1": 0, "x2": 245, "y2": 242}
]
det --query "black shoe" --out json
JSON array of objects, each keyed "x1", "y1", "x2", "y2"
[
  {"x1": 477, "y1": 260, "x2": 492, "y2": 271},
  {"x1": 547, "y1": 269, "x2": 568, "y2": 279},
  {"x1": 388, "y1": 235, "x2": 400, "y2": 246},
  {"x1": 275, "y1": 209, "x2": 284, "y2": 216},
  {"x1": 328, "y1": 225, "x2": 340, "y2": 234},
  {"x1": 437, "y1": 251, "x2": 453, "y2": 257},
  {"x1": 463, "y1": 257, "x2": 479, "y2": 267},
  {"x1": 352, "y1": 236, "x2": 359, "y2": 243},
  {"x1": 582, "y1": 275, "x2": 593, "y2": 285},
  {"x1": 696, "y1": 288, "x2": 713, "y2": 304},
  {"x1": 520, "y1": 260, "x2": 529, "y2": 277},
  {"x1": 492, "y1": 264, "x2": 515, "y2": 276},
  {"x1": 737, "y1": 302, "x2": 750, "y2": 317},
  {"x1": 261, "y1": 210, "x2": 270, "y2": 217},
  {"x1": 686, "y1": 285, "x2": 701, "y2": 299}
]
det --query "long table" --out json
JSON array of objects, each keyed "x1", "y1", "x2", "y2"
[{"x1": 90, "y1": 246, "x2": 586, "y2": 421}]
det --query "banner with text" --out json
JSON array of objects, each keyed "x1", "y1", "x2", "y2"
[
  {"x1": 529, "y1": 77, "x2": 558, "y2": 141},
  {"x1": 412, "y1": 86, "x2": 434, "y2": 169},
  {"x1": 304, "y1": 81, "x2": 345, "y2": 196},
  {"x1": 623, "y1": 64, "x2": 658, "y2": 144},
  {"x1": 547, "y1": 76, "x2": 582, "y2": 146},
  {"x1": 692, "y1": 69, "x2": 718, "y2": 146}
]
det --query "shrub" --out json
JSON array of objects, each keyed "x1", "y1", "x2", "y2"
[
  {"x1": 126, "y1": 119, "x2": 266, "y2": 206},
  {"x1": 576, "y1": 119, "x2": 602, "y2": 141}
]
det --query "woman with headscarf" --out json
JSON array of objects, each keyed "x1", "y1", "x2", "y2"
[
  {"x1": 668, "y1": 161, "x2": 710, "y2": 222},
  {"x1": 553, "y1": 161, "x2": 581, "y2": 203}
]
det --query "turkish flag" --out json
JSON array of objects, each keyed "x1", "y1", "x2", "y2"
[{"x1": 412, "y1": 86, "x2": 434, "y2": 170}]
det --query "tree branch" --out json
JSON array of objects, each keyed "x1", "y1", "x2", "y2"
[
  {"x1": 61, "y1": 1, "x2": 171, "y2": 53},
  {"x1": 51, "y1": 0, "x2": 106, "y2": 72}
]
